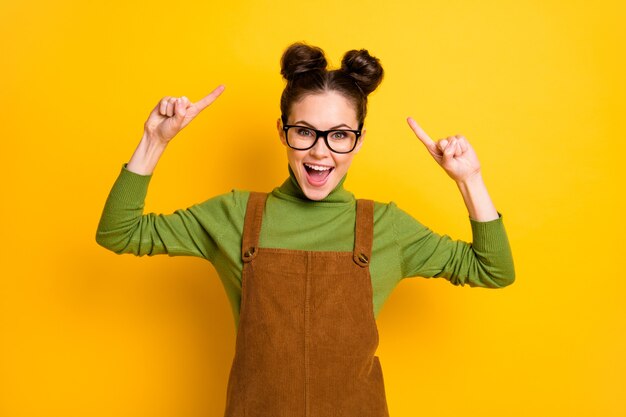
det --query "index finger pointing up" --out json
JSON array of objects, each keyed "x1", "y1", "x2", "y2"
[
  {"x1": 195, "y1": 84, "x2": 226, "y2": 112},
  {"x1": 407, "y1": 117, "x2": 436, "y2": 150}
]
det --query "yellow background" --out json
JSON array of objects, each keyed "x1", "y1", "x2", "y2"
[{"x1": 1, "y1": 0, "x2": 624, "y2": 416}]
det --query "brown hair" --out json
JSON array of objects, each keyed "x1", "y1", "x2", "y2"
[{"x1": 279, "y1": 42, "x2": 384, "y2": 129}]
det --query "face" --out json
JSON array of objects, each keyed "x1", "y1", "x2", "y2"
[{"x1": 277, "y1": 90, "x2": 366, "y2": 201}]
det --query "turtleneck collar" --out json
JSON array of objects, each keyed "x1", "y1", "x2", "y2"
[{"x1": 271, "y1": 164, "x2": 355, "y2": 205}]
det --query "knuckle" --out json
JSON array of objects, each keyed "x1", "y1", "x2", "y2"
[{"x1": 144, "y1": 122, "x2": 156, "y2": 135}]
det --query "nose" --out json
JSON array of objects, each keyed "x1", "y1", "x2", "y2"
[{"x1": 309, "y1": 133, "x2": 331, "y2": 157}]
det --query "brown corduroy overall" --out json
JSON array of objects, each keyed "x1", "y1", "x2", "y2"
[{"x1": 223, "y1": 192, "x2": 390, "y2": 417}]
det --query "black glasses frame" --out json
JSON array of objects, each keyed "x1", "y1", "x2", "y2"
[{"x1": 282, "y1": 125, "x2": 363, "y2": 154}]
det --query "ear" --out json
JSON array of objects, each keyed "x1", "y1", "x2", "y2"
[
  {"x1": 353, "y1": 128, "x2": 366, "y2": 154},
  {"x1": 277, "y1": 117, "x2": 287, "y2": 146}
]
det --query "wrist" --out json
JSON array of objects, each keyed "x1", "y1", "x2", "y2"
[
  {"x1": 141, "y1": 131, "x2": 169, "y2": 150},
  {"x1": 456, "y1": 170, "x2": 483, "y2": 189},
  {"x1": 455, "y1": 171, "x2": 499, "y2": 222},
  {"x1": 126, "y1": 134, "x2": 168, "y2": 175}
]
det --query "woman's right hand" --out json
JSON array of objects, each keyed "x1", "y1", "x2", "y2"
[{"x1": 143, "y1": 85, "x2": 226, "y2": 145}]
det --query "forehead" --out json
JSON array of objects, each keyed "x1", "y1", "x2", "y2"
[{"x1": 289, "y1": 91, "x2": 358, "y2": 129}]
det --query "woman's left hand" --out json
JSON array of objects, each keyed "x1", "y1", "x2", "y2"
[{"x1": 407, "y1": 117, "x2": 481, "y2": 183}]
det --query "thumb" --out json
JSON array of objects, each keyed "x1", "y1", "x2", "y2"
[
  {"x1": 440, "y1": 139, "x2": 457, "y2": 164},
  {"x1": 174, "y1": 97, "x2": 187, "y2": 123}
]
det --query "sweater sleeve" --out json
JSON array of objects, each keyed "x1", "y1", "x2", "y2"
[
  {"x1": 392, "y1": 203, "x2": 516, "y2": 288},
  {"x1": 95, "y1": 162, "x2": 242, "y2": 260}
]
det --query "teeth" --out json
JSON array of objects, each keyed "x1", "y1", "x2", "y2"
[{"x1": 304, "y1": 163, "x2": 332, "y2": 171}]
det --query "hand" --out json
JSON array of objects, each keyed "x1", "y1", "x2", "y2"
[
  {"x1": 407, "y1": 117, "x2": 481, "y2": 183},
  {"x1": 143, "y1": 85, "x2": 226, "y2": 145}
]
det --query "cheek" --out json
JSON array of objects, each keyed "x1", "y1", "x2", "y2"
[
  {"x1": 287, "y1": 150, "x2": 306, "y2": 171},
  {"x1": 289, "y1": 150, "x2": 304, "y2": 163},
  {"x1": 335, "y1": 155, "x2": 353, "y2": 169}
]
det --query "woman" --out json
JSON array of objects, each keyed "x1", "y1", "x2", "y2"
[{"x1": 96, "y1": 42, "x2": 515, "y2": 416}]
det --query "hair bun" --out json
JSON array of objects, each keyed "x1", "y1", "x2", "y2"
[
  {"x1": 280, "y1": 42, "x2": 328, "y2": 81},
  {"x1": 340, "y1": 49, "x2": 384, "y2": 96}
]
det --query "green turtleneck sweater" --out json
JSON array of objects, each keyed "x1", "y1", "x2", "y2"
[{"x1": 96, "y1": 163, "x2": 515, "y2": 330}]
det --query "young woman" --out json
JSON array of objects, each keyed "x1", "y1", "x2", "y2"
[{"x1": 96, "y1": 42, "x2": 515, "y2": 416}]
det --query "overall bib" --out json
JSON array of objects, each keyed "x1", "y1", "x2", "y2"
[{"x1": 223, "y1": 192, "x2": 390, "y2": 417}]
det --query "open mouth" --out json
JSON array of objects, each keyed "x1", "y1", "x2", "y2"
[{"x1": 303, "y1": 162, "x2": 334, "y2": 185}]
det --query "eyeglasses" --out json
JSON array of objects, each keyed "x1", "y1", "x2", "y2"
[{"x1": 282, "y1": 125, "x2": 362, "y2": 154}]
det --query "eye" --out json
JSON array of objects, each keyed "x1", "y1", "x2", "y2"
[
  {"x1": 296, "y1": 127, "x2": 314, "y2": 137},
  {"x1": 331, "y1": 131, "x2": 347, "y2": 140}
]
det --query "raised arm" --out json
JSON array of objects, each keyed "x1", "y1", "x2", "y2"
[
  {"x1": 399, "y1": 117, "x2": 515, "y2": 287},
  {"x1": 95, "y1": 86, "x2": 228, "y2": 258}
]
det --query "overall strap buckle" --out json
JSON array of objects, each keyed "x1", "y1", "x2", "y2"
[
  {"x1": 353, "y1": 199, "x2": 374, "y2": 268},
  {"x1": 241, "y1": 192, "x2": 268, "y2": 263}
]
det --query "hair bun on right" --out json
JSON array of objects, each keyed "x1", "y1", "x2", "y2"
[{"x1": 340, "y1": 49, "x2": 384, "y2": 96}]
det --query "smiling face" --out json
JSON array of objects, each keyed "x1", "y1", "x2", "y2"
[{"x1": 277, "y1": 91, "x2": 366, "y2": 201}]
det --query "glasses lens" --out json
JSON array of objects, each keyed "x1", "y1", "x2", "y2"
[
  {"x1": 327, "y1": 130, "x2": 357, "y2": 153},
  {"x1": 287, "y1": 126, "x2": 317, "y2": 150}
]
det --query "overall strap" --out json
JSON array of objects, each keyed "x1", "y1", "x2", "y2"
[
  {"x1": 353, "y1": 199, "x2": 374, "y2": 268},
  {"x1": 241, "y1": 192, "x2": 268, "y2": 263}
]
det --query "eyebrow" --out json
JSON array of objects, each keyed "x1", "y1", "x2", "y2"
[{"x1": 293, "y1": 120, "x2": 354, "y2": 130}]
